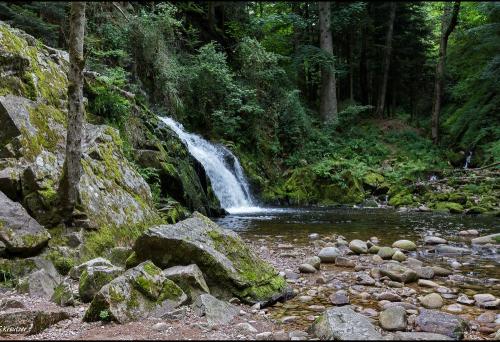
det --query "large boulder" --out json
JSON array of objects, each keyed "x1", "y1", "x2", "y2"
[
  {"x1": 78, "y1": 263, "x2": 123, "y2": 302},
  {"x1": 379, "y1": 263, "x2": 418, "y2": 283},
  {"x1": 162, "y1": 264, "x2": 210, "y2": 302},
  {"x1": 415, "y1": 309, "x2": 468, "y2": 339},
  {"x1": 84, "y1": 261, "x2": 187, "y2": 323},
  {"x1": 133, "y1": 212, "x2": 288, "y2": 304},
  {"x1": 309, "y1": 306, "x2": 383, "y2": 340},
  {"x1": 0, "y1": 190, "x2": 50, "y2": 255},
  {"x1": 471, "y1": 233, "x2": 500, "y2": 245}
]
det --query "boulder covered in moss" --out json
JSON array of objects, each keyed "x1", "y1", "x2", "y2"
[
  {"x1": 83, "y1": 260, "x2": 187, "y2": 323},
  {"x1": 0, "y1": 190, "x2": 50, "y2": 255},
  {"x1": 162, "y1": 264, "x2": 210, "y2": 302},
  {"x1": 78, "y1": 263, "x2": 123, "y2": 302},
  {"x1": 133, "y1": 212, "x2": 288, "y2": 304}
]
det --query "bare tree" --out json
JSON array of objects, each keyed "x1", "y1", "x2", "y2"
[
  {"x1": 318, "y1": 1, "x2": 338, "y2": 123},
  {"x1": 60, "y1": 1, "x2": 86, "y2": 217},
  {"x1": 431, "y1": 1, "x2": 460, "y2": 144},
  {"x1": 375, "y1": 2, "x2": 396, "y2": 118}
]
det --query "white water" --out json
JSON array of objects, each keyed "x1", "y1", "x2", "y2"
[{"x1": 159, "y1": 117, "x2": 264, "y2": 214}]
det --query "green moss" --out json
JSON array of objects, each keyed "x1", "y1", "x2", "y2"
[
  {"x1": 125, "y1": 252, "x2": 139, "y2": 269},
  {"x1": 109, "y1": 285, "x2": 125, "y2": 303},
  {"x1": 433, "y1": 201, "x2": 464, "y2": 213},
  {"x1": 158, "y1": 279, "x2": 184, "y2": 302},
  {"x1": 126, "y1": 288, "x2": 140, "y2": 309},
  {"x1": 142, "y1": 260, "x2": 160, "y2": 277},
  {"x1": 47, "y1": 250, "x2": 75, "y2": 276}
]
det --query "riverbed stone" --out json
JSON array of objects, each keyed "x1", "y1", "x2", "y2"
[
  {"x1": 356, "y1": 273, "x2": 376, "y2": 286},
  {"x1": 392, "y1": 332, "x2": 453, "y2": 340},
  {"x1": 0, "y1": 190, "x2": 50, "y2": 255},
  {"x1": 413, "y1": 266, "x2": 435, "y2": 280},
  {"x1": 419, "y1": 293, "x2": 444, "y2": 309},
  {"x1": 335, "y1": 256, "x2": 356, "y2": 268},
  {"x1": 299, "y1": 263, "x2": 317, "y2": 274},
  {"x1": 377, "y1": 247, "x2": 396, "y2": 259},
  {"x1": 379, "y1": 306, "x2": 407, "y2": 331},
  {"x1": 392, "y1": 240, "x2": 417, "y2": 251},
  {"x1": 162, "y1": 264, "x2": 210, "y2": 302},
  {"x1": 415, "y1": 309, "x2": 468, "y2": 339},
  {"x1": 133, "y1": 212, "x2": 287, "y2": 304},
  {"x1": 310, "y1": 306, "x2": 383, "y2": 340},
  {"x1": 418, "y1": 279, "x2": 439, "y2": 288},
  {"x1": 309, "y1": 233, "x2": 320, "y2": 241},
  {"x1": 318, "y1": 247, "x2": 341, "y2": 263},
  {"x1": 304, "y1": 256, "x2": 321, "y2": 270},
  {"x1": 424, "y1": 236, "x2": 448, "y2": 245},
  {"x1": 471, "y1": 233, "x2": 500, "y2": 245},
  {"x1": 368, "y1": 245, "x2": 380, "y2": 254},
  {"x1": 431, "y1": 266, "x2": 452, "y2": 277},
  {"x1": 349, "y1": 240, "x2": 368, "y2": 254},
  {"x1": 193, "y1": 293, "x2": 239, "y2": 326},
  {"x1": 435, "y1": 245, "x2": 471, "y2": 255},
  {"x1": 457, "y1": 294, "x2": 475, "y2": 305},
  {"x1": 377, "y1": 291, "x2": 402, "y2": 302},
  {"x1": 379, "y1": 263, "x2": 418, "y2": 283},
  {"x1": 329, "y1": 290, "x2": 349, "y2": 306},
  {"x1": 83, "y1": 261, "x2": 187, "y2": 323},
  {"x1": 392, "y1": 250, "x2": 407, "y2": 262}
]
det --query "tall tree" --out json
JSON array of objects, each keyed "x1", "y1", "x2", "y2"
[
  {"x1": 431, "y1": 1, "x2": 460, "y2": 144},
  {"x1": 318, "y1": 1, "x2": 337, "y2": 123},
  {"x1": 375, "y1": 2, "x2": 397, "y2": 117},
  {"x1": 60, "y1": 2, "x2": 86, "y2": 218}
]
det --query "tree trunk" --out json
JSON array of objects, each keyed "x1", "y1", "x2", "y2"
[
  {"x1": 318, "y1": 1, "x2": 338, "y2": 123},
  {"x1": 60, "y1": 2, "x2": 86, "y2": 217},
  {"x1": 375, "y1": 2, "x2": 396, "y2": 118},
  {"x1": 431, "y1": 1, "x2": 460, "y2": 144}
]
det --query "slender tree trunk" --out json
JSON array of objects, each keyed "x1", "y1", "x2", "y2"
[
  {"x1": 375, "y1": 2, "x2": 396, "y2": 118},
  {"x1": 318, "y1": 1, "x2": 337, "y2": 123},
  {"x1": 61, "y1": 2, "x2": 86, "y2": 217},
  {"x1": 431, "y1": 1, "x2": 460, "y2": 144},
  {"x1": 360, "y1": 25, "x2": 369, "y2": 105}
]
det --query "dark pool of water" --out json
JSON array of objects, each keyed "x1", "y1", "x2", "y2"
[{"x1": 215, "y1": 207, "x2": 500, "y2": 279}]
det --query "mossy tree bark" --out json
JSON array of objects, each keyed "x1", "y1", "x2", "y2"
[
  {"x1": 61, "y1": 1, "x2": 86, "y2": 217},
  {"x1": 375, "y1": 2, "x2": 397, "y2": 118},
  {"x1": 431, "y1": 1, "x2": 460, "y2": 145},
  {"x1": 318, "y1": 1, "x2": 338, "y2": 123}
]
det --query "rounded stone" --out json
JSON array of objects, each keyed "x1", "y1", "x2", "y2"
[
  {"x1": 349, "y1": 240, "x2": 368, "y2": 254},
  {"x1": 419, "y1": 293, "x2": 444, "y2": 309},
  {"x1": 318, "y1": 247, "x2": 341, "y2": 263},
  {"x1": 376, "y1": 246, "x2": 394, "y2": 259},
  {"x1": 392, "y1": 251, "x2": 407, "y2": 262},
  {"x1": 368, "y1": 245, "x2": 381, "y2": 254},
  {"x1": 304, "y1": 256, "x2": 321, "y2": 270},
  {"x1": 299, "y1": 263, "x2": 317, "y2": 274},
  {"x1": 392, "y1": 240, "x2": 417, "y2": 251},
  {"x1": 424, "y1": 236, "x2": 448, "y2": 245},
  {"x1": 330, "y1": 291, "x2": 350, "y2": 306},
  {"x1": 309, "y1": 233, "x2": 320, "y2": 241},
  {"x1": 379, "y1": 306, "x2": 407, "y2": 331}
]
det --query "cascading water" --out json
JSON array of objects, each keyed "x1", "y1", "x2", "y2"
[{"x1": 159, "y1": 117, "x2": 262, "y2": 214}]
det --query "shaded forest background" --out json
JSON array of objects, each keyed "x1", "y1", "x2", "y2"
[{"x1": 1, "y1": 1, "x2": 498, "y2": 205}]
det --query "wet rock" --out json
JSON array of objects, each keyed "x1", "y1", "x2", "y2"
[
  {"x1": 471, "y1": 233, "x2": 500, "y2": 245},
  {"x1": 308, "y1": 305, "x2": 326, "y2": 312},
  {"x1": 162, "y1": 264, "x2": 210, "y2": 302},
  {"x1": 329, "y1": 290, "x2": 349, "y2": 306},
  {"x1": 304, "y1": 256, "x2": 321, "y2": 270},
  {"x1": 193, "y1": 293, "x2": 239, "y2": 326},
  {"x1": 379, "y1": 306, "x2": 407, "y2": 331},
  {"x1": 392, "y1": 251, "x2": 407, "y2": 262},
  {"x1": 419, "y1": 293, "x2": 444, "y2": 309},
  {"x1": 282, "y1": 315, "x2": 299, "y2": 324},
  {"x1": 299, "y1": 263, "x2": 317, "y2": 274},
  {"x1": 79, "y1": 263, "x2": 123, "y2": 303},
  {"x1": 418, "y1": 279, "x2": 439, "y2": 288},
  {"x1": 415, "y1": 309, "x2": 468, "y2": 339},
  {"x1": 84, "y1": 261, "x2": 187, "y2": 323},
  {"x1": 458, "y1": 230, "x2": 479, "y2": 236},
  {"x1": 431, "y1": 266, "x2": 452, "y2": 277},
  {"x1": 444, "y1": 304, "x2": 463, "y2": 313},
  {"x1": 310, "y1": 306, "x2": 383, "y2": 340},
  {"x1": 335, "y1": 256, "x2": 356, "y2": 268},
  {"x1": 0, "y1": 309, "x2": 70, "y2": 335},
  {"x1": 377, "y1": 291, "x2": 402, "y2": 302},
  {"x1": 435, "y1": 245, "x2": 471, "y2": 256},
  {"x1": 368, "y1": 245, "x2": 380, "y2": 254},
  {"x1": 474, "y1": 293, "x2": 499, "y2": 309},
  {"x1": 349, "y1": 240, "x2": 368, "y2": 254},
  {"x1": 379, "y1": 263, "x2": 418, "y2": 283},
  {"x1": 298, "y1": 295, "x2": 313, "y2": 303},
  {"x1": 457, "y1": 294, "x2": 474, "y2": 305},
  {"x1": 372, "y1": 255, "x2": 383, "y2": 264},
  {"x1": 392, "y1": 240, "x2": 417, "y2": 251},
  {"x1": 133, "y1": 212, "x2": 287, "y2": 304},
  {"x1": 309, "y1": 233, "x2": 320, "y2": 241},
  {"x1": 377, "y1": 247, "x2": 396, "y2": 259},
  {"x1": 361, "y1": 308, "x2": 378, "y2": 318},
  {"x1": 385, "y1": 280, "x2": 404, "y2": 288},
  {"x1": 318, "y1": 247, "x2": 341, "y2": 263},
  {"x1": 356, "y1": 273, "x2": 376, "y2": 286},
  {"x1": 403, "y1": 258, "x2": 423, "y2": 268},
  {"x1": 382, "y1": 302, "x2": 418, "y2": 311},
  {"x1": 412, "y1": 266, "x2": 435, "y2": 280},
  {"x1": 392, "y1": 332, "x2": 452, "y2": 340},
  {"x1": 424, "y1": 236, "x2": 448, "y2": 245},
  {"x1": 0, "y1": 190, "x2": 50, "y2": 255},
  {"x1": 476, "y1": 311, "x2": 496, "y2": 323}
]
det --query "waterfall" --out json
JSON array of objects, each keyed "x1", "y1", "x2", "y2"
[{"x1": 158, "y1": 117, "x2": 261, "y2": 214}]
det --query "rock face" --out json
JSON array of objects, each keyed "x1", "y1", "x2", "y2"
[
  {"x1": 415, "y1": 309, "x2": 468, "y2": 339},
  {"x1": 0, "y1": 21, "x2": 159, "y2": 230},
  {"x1": 162, "y1": 264, "x2": 210, "y2": 302},
  {"x1": 84, "y1": 261, "x2": 187, "y2": 323},
  {"x1": 133, "y1": 212, "x2": 287, "y2": 304},
  {"x1": 192, "y1": 293, "x2": 239, "y2": 326},
  {"x1": 310, "y1": 306, "x2": 383, "y2": 340},
  {"x1": 0, "y1": 190, "x2": 50, "y2": 255}
]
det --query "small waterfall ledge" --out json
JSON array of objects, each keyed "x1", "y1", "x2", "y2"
[{"x1": 159, "y1": 117, "x2": 263, "y2": 214}]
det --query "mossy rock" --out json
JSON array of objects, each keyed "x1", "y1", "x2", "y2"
[
  {"x1": 79, "y1": 264, "x2": 123, "y2": 303},
  {"x1": 433, "y1": 202, "x2": 464, "y2": 214},
  {"x1": 388, "y1": 191, "x2": 414, "y2": 207},
  {"x1": 133, "y1": 212, "x2": 288, "y2": 304}
]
